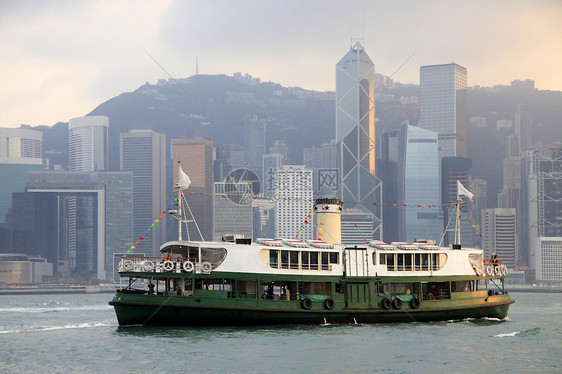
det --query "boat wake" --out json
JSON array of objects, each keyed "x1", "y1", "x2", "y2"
[
  {"x1": 0, "y1": 321, "x2": 117, "y2": 335},
  {"x1": 494, "y1": 327, "x2": 543, "y2": 338},
  {"x1": 0, "y1": 305, "x2": 112, "y2": 314}
]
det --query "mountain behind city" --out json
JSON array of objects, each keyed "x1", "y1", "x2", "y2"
[{"x1": 37, "y1": 73, "x2": 562, "y2": 208}]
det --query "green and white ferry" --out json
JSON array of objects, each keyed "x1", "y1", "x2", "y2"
[{"x1": 110, "y1": 172, "x2": 513, "y2": 326}]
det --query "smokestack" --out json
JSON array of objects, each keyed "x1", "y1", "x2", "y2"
[{"x1": 314, "y1": 198, "x2": 343, "y2": 245}]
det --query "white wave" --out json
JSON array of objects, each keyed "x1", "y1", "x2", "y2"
[
  {"x1": 495, "y1": 331, "x2": 519, "y2": 337},
  {"x1": 0, "y1": 304, "x2": 112, "y2": 313},
  {"x1": 0, "y1": 321, "x2": 117, "y2": 335}
]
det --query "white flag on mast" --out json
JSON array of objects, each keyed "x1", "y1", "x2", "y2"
[
  {"x1": 177, "y1": 162, "x2": 191, "y2": 190},
  {"x1": 457, "y1": 180, "x2": 474, "y2": 201}
]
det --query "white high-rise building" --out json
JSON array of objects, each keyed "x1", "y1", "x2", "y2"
[
  {"x1": 120, "y1": 130, "x2": 167, "y2": 256},
  {"x1": 481, "y1": 208, "x2": 517, "y2": 269},
  {"x1": 68, "y1": 116, "x2": 109, "y2": 171},
  {"x1": 274, "y1": 165, "x2": 314, "y2": 240},
  {"x1": 419, "y1": 63, "x2": 467, "y2": 158}
]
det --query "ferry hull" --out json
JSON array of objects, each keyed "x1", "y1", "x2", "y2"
[{"x1": 110, "y1": 294, "x2": 513, "y2": 326}]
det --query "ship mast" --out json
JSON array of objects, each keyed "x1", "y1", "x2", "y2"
[{"x1": 172, "y1": 162, "x2": 203, "y2": 241}]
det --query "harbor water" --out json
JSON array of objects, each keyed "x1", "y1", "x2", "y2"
[{"x1": 0, "y1": 292, "x2": 560, "y2": 373}]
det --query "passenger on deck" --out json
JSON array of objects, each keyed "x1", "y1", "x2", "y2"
[
  {"x1": 166, "y1": 253, "x2": 172, "y2": 261},
  {"x1": 490, "y1": 253, "x2": 499, "y2": 265}
]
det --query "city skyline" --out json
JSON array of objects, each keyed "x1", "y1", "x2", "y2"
[{"x1": 2, "y1": 0, "x2": 562, "y2": 128}]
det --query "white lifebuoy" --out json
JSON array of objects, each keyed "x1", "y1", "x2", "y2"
[
  {"x1": 501, "y1": 264, "x2": 508, "y2": 276},
  {"x1": 142, "y1": 261, "x2": 154, "y2": 272},
  {"x1": 201, "y1": 262, "x2": 212, "y2": 273},
  {"x1": 162, "y1": 260, "x2": 174, "y2": 272},
  {"x1": 485, "y1": 265, "x2": 494, "y2": 276},
  {"x1": 494, "y1": 266, "x2": 501, "y2": 276},
  {"x1": 123, "y1": 260, "x2": 134, "y2": 271},
  {"x1": 183, "y1": 260, "x2": 194, "y2": 272}
]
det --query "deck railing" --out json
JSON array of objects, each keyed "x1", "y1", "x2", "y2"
[{"x1": 118, "y1": 257, "x2": 213, "y2": 274}]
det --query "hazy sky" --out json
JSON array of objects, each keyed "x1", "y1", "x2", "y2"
[{"x1": 1, "y1": 0, "x2": 561, "y2": 128}]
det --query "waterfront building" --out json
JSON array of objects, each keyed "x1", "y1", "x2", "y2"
[
  {"x1": 335, "y1": 41, "x2": 382, "y2": 240},
  {"x1": 481, "y1": 208, "x2": 517, "y2": 269},
  {"x1": 0, "y1": 126, "x2": 46, "y2": 252},
  {"x1": 13, "y1": 171, "x2": 133, "y2": 281},
  {"x1": 527, "y1": 145, "x2": 562, "y2": 282},
  {"x1": 120, "y1": 130, "x2": 167, "y2": 256}
]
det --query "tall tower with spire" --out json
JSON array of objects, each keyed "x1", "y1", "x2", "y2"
[{"x1": 336, "y1": 40, "x2": 382, "y2": 241}]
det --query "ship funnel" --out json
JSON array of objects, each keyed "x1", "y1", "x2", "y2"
[{"x1": 314, "y1": 198, "x2": 343, "y2": 245}]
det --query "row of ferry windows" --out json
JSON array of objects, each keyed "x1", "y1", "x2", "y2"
[
  {"x1": 378, "y1": 252, "x2": 447, "y2": 271},
  {"x1": 267, "y1": 250, "x2": 339, "y2": 270}
]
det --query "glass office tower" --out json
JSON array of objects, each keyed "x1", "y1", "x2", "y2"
[
  {"x1": 419, "y1": 63, "x2": 467, "y2": 158},
  {"x1": 400, "y1": 125, "x2": 441, "y2": 241},
  {"x1": 336, "y1": 41, "x2": 382, "y2": 240}
]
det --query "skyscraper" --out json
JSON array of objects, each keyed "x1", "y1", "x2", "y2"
[
  {"x1": 244, "y1": 115, "x2": 266, "y2": 179},
  {"x1": 419, "y1": 63, "x2": 467, "y2": 158},
  {"x1": 400, "y1": 125, "x2": 441, "y2": 242},
  {"x1": 527, "y1": 145, "x2": 562, "y2": 281},
  {"x1": 172, "y1": 138, "x2": 214, "y2": 241},
  {"x1": 515, "y1": 104, "x2": 533, "y2": 151},
  {"x1": 336, "y1": 41, "x2": 382, "y2": 240},
  {"x1": 120, "y1": 130, "x2": 167, "y2": 256},
  {"x1": 68, "y1": 116, "x2": 109, "y2": 171},
  {"x1": 0, "y1": 126, "x2": 46, "y2": 252}
]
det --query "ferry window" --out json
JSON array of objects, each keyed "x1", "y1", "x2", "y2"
[
  {"x1": 405, "y1": 254, "x2": 413, "y2": 271},
  {"x1": 397, "y1": 254, "x2": 404, "y2": 271},
  {"x1": 289, "y1": 251, "x2": 299, "y2": 269},
  {"x1": 379, "y1": 253, "x2": 386, "y2": 265},
  {"x1": 414, "y1": 253, "x2": 421, "y2": 271},
  {"x1": 301, "y1": 251, "x2": 310, "y2": 270},
  {"x1": 321, "y1": 252, "x2": 329, "y2": 270},
  {"x1": 386, "y1": 254, "x2": 395, "y2": 271},
  {"x1": 270, "y1": 250, "x2": 279, "y2": 269},
  {"x1": 452, "y1": 281, "x2": 470, "y2": 292},
  {"x1": 281, "y1": 250, "x2": 289, "y2": 269},
  {"x1": 236, "y1": 280, "x2": 257, "y2": 299},
  {"x1": 431, "y1": 253, "x2": 438, "y2": 271},
  {"x1": 421, "y1": 254, "x2": 429, "y2": 271},
  {"x1": 310, "y1": 252, "x2": 319, "y2": 270},
  {"x1": 329, "y1": 252, "x2": 339, "y2": 264}
]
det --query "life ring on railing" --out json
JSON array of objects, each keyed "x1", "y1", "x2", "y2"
[
  {"x1": 201, "y1": 262, "x2": 212, "y2": 273},
  {"x1": 501, "y1": 264, "x2": 508, "y2": 276},
  {"x1": 494, "y1": 266, "x2": 501, "y2": 276},
  {"x1": 392, "y1": 297, "x2": 403, "y2": 310},
  {"x1": 142, "y1": 261, "x2": 154, "y2": 272},
  {"x1": 410, "y1": 297, "x2": 421, "y2": 309},
  {"x1": 381, "y1": 298, "x2": 391, "y2": 310},
  {"x1": 302, "y1": 297, "x2": 312, "y2": 310},
  {"x1": 324, "y1": 298, "x2": 335, "y2": 310},
  {"x1": 485, "y1": 265, "x2": 494, "y2": 276},
  {"x1": 162, "y1": 260, "x2": 174, "y2": 272},
  {"x1": 183, "y1": 260, "x2": 194, "y2": 272},
  {"x1": 123, "y1": 260, "x2": 134, "y2": 271}
]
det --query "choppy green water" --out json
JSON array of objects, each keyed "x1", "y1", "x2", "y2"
[{"x1": 0, "y1": 292, "x2": 560, "y2": 373}]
